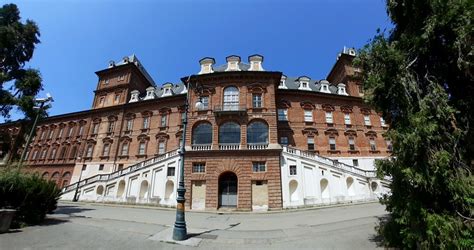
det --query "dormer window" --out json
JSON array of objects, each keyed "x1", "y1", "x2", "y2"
[
  {"x1": 144, "y1": 87, "x2": 155, "y2": 100},
  {"x1": 248, "y1": 55, "x2": 264, "y2": 71},
  {"x1": 129, "y1": 90, "x2": 139, "y2": 103},
  {"x1": 297, "y1": 76, "x2": 311, "y2": 91},
  {"x1": 279, "y1": 75, "x2": 287, "y2": 89},
  {"x1": 198, "y1": 57, "x2": 215, "y2": 74},
  {"x1": 225, "y1": 55, "x2": 241, "y2": 71},
  {"x1": 320, "y1": 80, "x2": 331, "y2": 94},
  {"x1": 337, "y1": 83, "x2": 348, "y2": 95},
  {"x1": 162, "y1": 83, "x2": 173, "y2": 97}
]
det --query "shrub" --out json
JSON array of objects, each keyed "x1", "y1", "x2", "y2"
[{"x1": 0, "y1": 167, "x2": 61, "y2": 227}]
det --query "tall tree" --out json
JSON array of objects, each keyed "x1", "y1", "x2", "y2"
[
  {"x1": 0, "y1": 3, "x2": 43, "y2": 121},
  {"x1": 0, "y1": 3, "x2": 45, "y2": 162},
  {"x1": 357, "y1": 0, "x2": 473, "y2": 248}
]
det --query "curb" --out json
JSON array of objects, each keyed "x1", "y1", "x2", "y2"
[{"x1": 59, "y1": 200, "x2": 381, "y2": 215}]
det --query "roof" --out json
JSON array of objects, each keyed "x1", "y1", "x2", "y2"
[{"x1": 282, "y1": 77, "x2": 339, "y2": 94}]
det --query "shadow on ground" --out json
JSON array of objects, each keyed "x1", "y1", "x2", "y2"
[
  {"x1": 53, "y1": 205, "x2": 95, "y2": 216},
  {"x1": 368, "y1": 215, "x2": 390, "y2": 248}
]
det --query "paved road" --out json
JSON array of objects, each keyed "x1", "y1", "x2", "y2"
[{"x1": 0, "y1": 202, "x2": 386, "y2": 249}]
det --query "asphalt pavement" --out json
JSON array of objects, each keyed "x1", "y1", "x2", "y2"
[{"x1": 0, "y1": 201, "x2": 387, "y2": 249}]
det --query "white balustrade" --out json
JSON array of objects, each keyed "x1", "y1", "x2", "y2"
[
  {"x1": 219, "y1": 143, "x2": 240, "y2": 150},
  {"x1": 191, "y1": 144, "x2": 212, "y2": 151},
  {"x1": 247, "y1": 143, "x2": 268, "y2": 150}
]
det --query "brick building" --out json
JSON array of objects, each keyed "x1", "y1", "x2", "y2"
[{"x1": 0, "y1": 49, "x2": 391, "y2": 211}]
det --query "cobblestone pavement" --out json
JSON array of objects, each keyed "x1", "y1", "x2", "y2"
[{"x1": 0, "y1": 202, "x2": 386, "y2": 249}]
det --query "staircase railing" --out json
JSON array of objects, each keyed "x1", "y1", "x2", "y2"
[
  {"x1": 283, "y1": 146, "x2": 377, "y2": 178},
  {"x1": 62, "y1": 148, "x2": 179, "y2": 193}
]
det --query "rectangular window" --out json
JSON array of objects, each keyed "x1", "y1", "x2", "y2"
[
  {"x1": 138, "y1": 142, "x2": 146, "y2": 155},
  {"x1": 86, "y1": 145, "x2": 94, "y2": 158},
  {"x1": 82, "y1": 164, "x2": 87, "y2": 171},
  {"x1": 252, "y1": 94, "x2": 263, "y2": 108},
  {"x1": 167, "y1": 167, "x2": 176, "y2": 176},
  {"x1": 386, "y1": 140, "x2": 393, "y2": 151},
  {"x1": 348, "y1": 137, "x2": 356, "y2": 151},
  {"x1": 380, "y1": 117, "x2": 387, "y2": 127},
  {"x1": 143, "y1": 117, "x2": 149, "y2": 129},
  {"x1": 192, "y1": 163, "x2": 206, "y2": 173},
  {"x1": 278, "y1": 109, "x2": 288, "y2": 121},
  {"x1": 280, "y1": 136, "x2": 289, "y2": 145},
  {"x1": 92, "y1": 123, "x2": 99, "y2": 134},
  {"x1": 307, "y1": 137, "x2": 315, "y2": 151},
  {"x1": 78, "y1": 125, "x2": 84, "y2": 136},
  {"x1": 108, "y1": 121, "x2": 115, "y2": 133},
  {"x1": 160, "y1": 114, "x2": 167, "y2": 127},
  {"x1": 358, "y1": 85, "x2": 364, "y2": 94},
  {"x1": 344, "y1": 113, "x2": 351, "y2": 125},
  {"x1": 200, "y1": 96, "x2": 209, "y2": 110},
  {"x1": 50, "y1": 148, "x2": 57, "y2": 159},
  {"x1": 325, "y1": 112, "x2": 333, "y2": 123},
  {"x1": 102, "y1": 144, "x2": 110, "y2": 157},
  {"x1": 58, "y1": 127, "x2": 64, "y2": 138},
  {"x1": 99, "y1": 164, "x2": 104, "y2": 171},
  {"x1": 40, "y1": 148, "x2": 47, "y2": 159},
  {"x1": 68, "y1": 127, "x2": 74, "y2": 137},
  {"x1": 369, "y1": 138, "x2": 377, "y2": 151},
  {"x1": 121, "y1": 143, "x2": 129, "y2": 156},
  {"x1": 364, "y1": 115, "x2": 371, "y2": 126},
  {"x1": 158, "y1": 141, "x2": 166, "y2": 154},
  {"x1": 99, "y1": 96, "x2": 105, "y2": 105},
  {"x1": 304, "y1": 110, "x2": 313, "y2": 122},
  {"x1": 114, "y1": 94, "x2": 120, "y2": 102},
  {"x1": 48, "y1": 130, "x2": 54, "y2": 139},
  {"x1": 252, "y1": 162, "x2": 266, "y2": 172},
  {"x1": 126, "y1": 119, "x2": 133, "y2": 131},
  {"x1": 352, "y1": 159, "x2": 359, "y2": 167},
  {"x1": 329, "y1": 137, "x2": 336, "y2": 150},
  {"x1": 289, "y1": 165, "x2": 297, "y2": 175},
  {"x1": 32, "y1": 150, "x2": 38, "y2": 160}
]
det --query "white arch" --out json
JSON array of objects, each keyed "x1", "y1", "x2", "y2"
[
  {"x1": 289, "y1": 180, "x2": 299, "y2": 201},
  {"x1": 96, "y1": 185, "x2": 104, "y2": 196},
  {"x1": 116, "y1": 180, "x2": 126, "y2": 198},
  {"x1": 139, "y1": 180, "x2": 149, "y2": 199},
  {"x1": 346, "y1": 177, "x2": 355, "y2": 196},
  {"x1": 320, "y1": 179, "x2": 329, "y2": 199},
  {"x1": 165, "y1": 180, "x2": 174, "y2": 200}
]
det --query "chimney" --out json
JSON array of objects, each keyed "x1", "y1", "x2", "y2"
[
  {"x1": 225, "y1": 55, "x2": 241, "y2": 71},
  {"x1": 248, "y1": 54, "x2": 264, "y2": 71},
  {"x1": 198, "y1": 57, "x2": 215, "y2": 74}
]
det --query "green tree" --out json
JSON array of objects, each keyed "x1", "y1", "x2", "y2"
[
  {"x1": 0, "y1": 3, "x2": 43, "y2": 120},
  {"x1": 356, "y1": 0, "x2": 473, "y2": 248},
  {"x1": 0, "y1": 3, "x2": 45, "y2": 162}
]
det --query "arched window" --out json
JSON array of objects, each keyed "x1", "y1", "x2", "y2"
[
  {"x1": 219, "y1": 122, "x2": 240, "y2": 144},
  {"x1": 192, "y1": 123, "x2": 212, "y2": 145},
  {"x1": 223, "y1": 86, "x2": 239, "y2": 110},
  {"x1": 247, "y1": 121, "x2": 268, "y2": 144}
]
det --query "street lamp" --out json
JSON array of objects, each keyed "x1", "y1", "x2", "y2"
[
  {"x1": 172, "y1": 77, "x2": 203, "y2": 241},
  {"x1": 18, "y1": 93, "x2": 54, "y2": 167}
]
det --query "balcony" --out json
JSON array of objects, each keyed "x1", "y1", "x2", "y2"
[
  {"x1": 213, "y1": 104, "x2": 247, "y2": 117},
  {"x1": 218, "y1": 143, "x2": 240, "y2": 150},
  {"x1": 191, "y1": 144, "x2": 212, "y2": 151}
]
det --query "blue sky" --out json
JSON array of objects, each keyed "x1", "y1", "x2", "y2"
[{"x1": 7, "y1": 0, "x2": 391, "y2": 120}]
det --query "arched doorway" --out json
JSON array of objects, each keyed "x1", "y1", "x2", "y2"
[{"x1": 218, "y1": 172, "x2": 238, "y2": 208}]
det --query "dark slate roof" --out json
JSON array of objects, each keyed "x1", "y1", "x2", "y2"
[
  {"x1": 115, "y1": 54, "x2": 156, "y2": 86},
  {"x1": 283, "y1": 77, "x2": 338, "y2": 94},
  {"x1": 213, "y1": 62, "x2": 251, "y2": 72}
]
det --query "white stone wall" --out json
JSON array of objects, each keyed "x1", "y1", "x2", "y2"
[{"x1": 281, "y1": 150, "x2": 390, "y2": 208}]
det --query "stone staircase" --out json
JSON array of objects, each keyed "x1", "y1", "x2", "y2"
[
  {"x1": 61, "y1": 149, "x2": 180, "y2": 206},
  {"x1": 280, "y1": 146, "x2": 390, "y2": 208}
]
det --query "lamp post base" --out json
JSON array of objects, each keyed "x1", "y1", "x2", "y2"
[{"x1": 172, "y1": 187, "x2": 187, "y2": 241}]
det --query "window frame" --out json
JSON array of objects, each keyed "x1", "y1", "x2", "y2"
[{"x1": 252, "y1": 162, "x2": 266, "y2": 172}]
